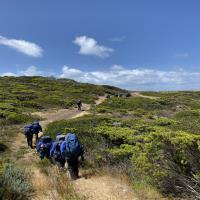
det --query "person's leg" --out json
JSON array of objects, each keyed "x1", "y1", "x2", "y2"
[
  {"x1": 57, "y1": 159, "x2": 65, "y2": 169},
  {"x1": 26, "y1": 136, "x2": 30, "y2": 147},
  {"x1": 35, "y1": 133, "x2": 38, "y2": 141},
  {"x1": 73, "y1": 158, "x2": 79, "y2": 178},
  {"x1": 67, "y1": 159, "x2": 76, "y2": 179},
  {"x1": 30, "y1": 135, "x2": 33, "y2": 148},
  {"x1": 60, "y1": 158, "x2": 65, "y2": 168}
]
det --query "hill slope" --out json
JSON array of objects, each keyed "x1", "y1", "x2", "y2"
[
  {"x1": 1, "y1": 77, "x2": 200, "y2": 199},
  {"x1": 0, "y1": 76, "x2": 127, "y2": 125}
]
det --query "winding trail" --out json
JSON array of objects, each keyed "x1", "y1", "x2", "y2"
[
  {"x1": 131, "y1": 92, "x2": 159, "y2": 99},
  {"x1": 13, "y1": 96, "x2": 137, "y2": 200}
]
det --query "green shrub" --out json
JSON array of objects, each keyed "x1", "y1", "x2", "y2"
[
  {"x1": 21, "y1": 101, "x2": 43, "y2": 109},
  {"x1": 0, "y1": 164, "x2": 34, "y2": 200},
  {"x1": 6, "y1": 112, "x2": 32, "y2": 124},
  {"x1": 130, "y1": 108, "x2": 146, "y2": 117},
  {"x1": 172, "y1": 110, "x2": 200, "y2": 134},
  {"x1": 45, "y1": 115, "x2": 200, "y2": 197},
  {"x1": 131, "y1": 128, "x2": 200, "y2": 196},
  {"x1": 155, "y1": 117, "x2": 176, "y2": 126},
  {"x1": 94, "y1": 96, "x2": 175, "y2": 114}
]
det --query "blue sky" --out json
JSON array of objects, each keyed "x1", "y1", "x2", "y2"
[{"x1": 0, "y1": 0, "x2": 200, "y2": 90}]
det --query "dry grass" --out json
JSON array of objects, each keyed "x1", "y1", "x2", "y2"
[
  {"x1": 36, "y1": 159, "x2": 82, "y2": 200},
  {"x1": 132, "y1": 181, "x2": 181, "y2": 200},
  {"x1": 49, "y1": 167, "x2": 82, "y2": 200}
]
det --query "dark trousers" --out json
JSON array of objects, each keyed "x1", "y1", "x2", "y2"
[
  {"x1": 26, "y1": 135, "x2": 33, "y2": 148},
  {"x1": 57, "y1": 158, "x2": 65, "y2": 168},
  {"x1": 66, "y1": 157, "x2": 79, "y2": 179},
  {"x1": 35, "y1": 133, "x2": 38, "y2": 141},
  {"x1": 52, "y1": 156, "x2": 65, "y2": 168},
  {"x1": 77, "y1": 104, "x2": 81, "y2": 111}
]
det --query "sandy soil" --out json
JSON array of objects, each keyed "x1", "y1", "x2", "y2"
[{"x1": 131, "y1": 92, "x2": 159, "y2": 99}]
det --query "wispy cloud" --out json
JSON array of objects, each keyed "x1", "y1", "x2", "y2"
[
  {"x1": 2, "y1": 65, "x2": 200, "y2": 90},
  {"x1": 19, "y1": 66, "x2": 42, "y2": 76},
  {"x1": 1, "y1": 66, "x2": 42, "y2": 77},
  {"x1": 60, "y1": 65, "x2": 200, "y2": 90},
  {"x1": 73, "y1": 36, "x2": 114, "y2": 58},
  {"x1": 110, "y1": 36, "x2": 126, "y2": 42},
  {"x1": 0, "y1": 35, "x2": 43, "y2": 57},
  {"x1": 1, "y1": 72, "x2": 17, "y2": 76},
  {"x1": 175, "y1": 53, "x2": 189, "y2": 58}
]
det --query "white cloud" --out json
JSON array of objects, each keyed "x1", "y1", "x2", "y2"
[
  {"x1": 59, "y1": 65, "x2": 200, "y2": 90},
  {"x1": 73, "y1": 36, "x2": 114, "y2": 58},
  {"x1": 1, "y1": 72, "x2": 17, "y2": 76},
  {"x1": 19, "y1": 66, "x2": 42, "y2": 76},
  {"x1": 2, "y1": 65, "x2": 200, "y2": 90},
  {"x1": 1, "y1": 66, "x2": 42, "y2": 77},
  {"x1": 111, "y1": 64, "x2": 124, "y2": 71},
  {"x1": 0, "y1": 35, "x2": 43, "y2": 57}
]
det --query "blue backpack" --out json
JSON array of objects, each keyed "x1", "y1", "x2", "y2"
[
  {"x1": 24, "y1": 124, "x2": 33, "y2": 136},
  {"x1": 36, "y1": 136, "x2": 52, "y2": 160},
  {"x1": 76, "y1": 99, "x2": 81, "y2": 105},
  {"x1": 38, "y1": 143, "x2": 52, "y2": 160},
  {"x1": 61, "y1": 133, "x2": 83, "y2": 159},
  {"x1": 50, "y1": 141, "x2": 62, "y2": 161},
  {"x1": 32, "y1": 122, "x2": 42, "y2": 134},
  {"x1": 36, "y1": 136, "x2": 52, "y2": 152}
]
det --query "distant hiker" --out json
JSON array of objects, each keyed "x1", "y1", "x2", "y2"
[
  {"x1": 76, "y1": 99, "x2": 82, "y2": 111},
  {"x1": 50, "y1": 141, "x2": 65, "y2": 168},
  {"x1": 24, "y1": 124, "x2": 34, "y2": 148},
  {"x1": 61, "y1": 133, "x2": 84, "y2": 179},
  {"x1": 32, "y1": 121, "x2": 42, "y2": 141},
  {"x1": 36, "y1": 136, "x2": 52, "y2": 160},
  {"x1": 106, "y1": 94, "x2": 111, "y2": 98}
]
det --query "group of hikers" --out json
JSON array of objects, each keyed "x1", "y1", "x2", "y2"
[{"x1": 23, "y1": 100, "x2": 84, "y2": 180}]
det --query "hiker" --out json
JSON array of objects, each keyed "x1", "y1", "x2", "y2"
[
  {"x1": 24, "y1": 124, "x2": 34, "y2": 148},
  {"x1": 76, "y1": 99, "x2": 82, "y2": 111},
  {"x1": 32, "y1": 121, "x2": 42, "y2": 141},
  {"x1": 36, "y1": 136, "x2": 52, "y2": 160},
  {"x1": 60, "y1": 133, "x2": 84, "y2": 179},
  {"x1": 50, "y1": 141, "x2": 65, "y2": 168},
  {"x1": 38, "y1": 143, "x2": 52, "y2": 160}
]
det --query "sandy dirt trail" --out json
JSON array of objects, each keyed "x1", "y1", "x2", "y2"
[
  {"x1": 32, "y1": 103, "x2": 91, "y2": 129},
  {"x1": 131, "y1": 92, "x2": 159, "y2": 99},
  {"x1": 74, "y1": 175, "x2": 137, "y2": 200},
  {"x1": 13, "y1": 97, "x2": 137, "y2": 200}
]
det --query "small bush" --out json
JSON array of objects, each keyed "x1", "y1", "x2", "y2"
[
  {"x1": 172, "y1": 110, "x2": 200, "y2": 134},
  {"x1": 6, "y1": 112, "x2": 32, "y2": 124},
  {"x1": 155, "y1": 117, "x2": 176, "y2": 126},
  {"x1": 0, "y1": 164, "x2": 34, "y2": 200}
]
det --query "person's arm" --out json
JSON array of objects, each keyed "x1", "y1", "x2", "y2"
[
  {"x1": 39, "y1": 125, "x2": 42, "y2": 132},
  {"x1": 81, "y1": 154, "x2": 84, "y2": 161},
  {"x1": 80, "y1": 145, "x2": 84, "y2": 161},
  {"x1": 60, "y1": 142, "x2": 66, "y2": 158},
  {"x1": 50, "y1": 143, "x2": 55, "y2": 157}
]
